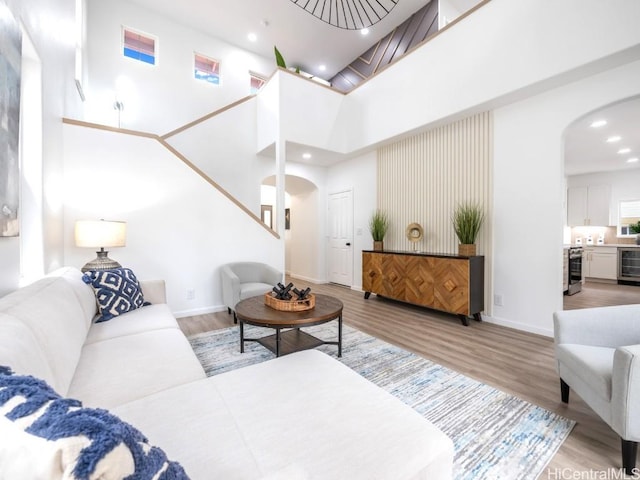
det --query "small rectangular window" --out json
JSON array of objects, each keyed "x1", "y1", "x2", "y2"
[
  {"x1": 123, "y1": 28, "x2": 156, "y2": 65},
  {"x1": 194, "y1": 53, "x2": 220, "y2": 85},
  {"x1": 618, "y1": 199, "x2": 640, "y2": 236},
  {"x1": 250, "y1": 73, "x2": 266, "y2": 94}
]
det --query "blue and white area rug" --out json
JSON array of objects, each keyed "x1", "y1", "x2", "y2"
[{"x1": 189, "y1": 323, "x2": 574, "y2": 480}]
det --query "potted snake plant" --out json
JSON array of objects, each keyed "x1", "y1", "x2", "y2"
[
  {"x1": 369, "y1": 210, "x2": 390, "y2": 251},
  {"x1": 452, "y1": 202, "x2": 484, "y2": 256}
]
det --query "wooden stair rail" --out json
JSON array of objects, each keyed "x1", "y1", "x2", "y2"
[
  {"x1": 161, "y1": 95, "x2": 256, "y2": 140},
  {"x1": 62, "y1": 117, "x2": 280, "y2": 239}
]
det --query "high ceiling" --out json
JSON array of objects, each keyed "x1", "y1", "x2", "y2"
[
  {"x1": 123, "y1": 0, "x2": 638, "y2": 175},
  {"x1": 126, "y1": 0, "x2": 436, "y2": 80},
  {"x1": 564, "y1": 97, "x2": 640, "y2": 176}
]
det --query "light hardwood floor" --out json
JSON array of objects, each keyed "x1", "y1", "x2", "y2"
[{"x1": 178, "y1": 279, "x2": 640, "y2": 479}]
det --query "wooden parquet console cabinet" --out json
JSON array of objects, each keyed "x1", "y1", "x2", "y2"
[{"x1": 362, "y1": 250, "x2": 484, "y2": 326}]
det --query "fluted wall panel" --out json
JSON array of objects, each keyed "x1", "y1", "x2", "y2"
[{"x1": 377, "y1": 111, "x2": 493, "y2": 312}]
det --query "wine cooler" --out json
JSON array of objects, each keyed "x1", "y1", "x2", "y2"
[{"x1": 618, "y1": 248, "x2": 640, "y2": 284}]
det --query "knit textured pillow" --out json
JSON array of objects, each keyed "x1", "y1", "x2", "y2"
[
  {"x1": 82, "y1": 268, "x2": 150, "y2": 322},
  {"x1": 0, "y1": 366, "x2": 189, "y2": 480}
]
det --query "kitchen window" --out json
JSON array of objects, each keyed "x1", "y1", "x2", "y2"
[{"x1": 618, "y1": 199, "x2": 640, "y2": 236}]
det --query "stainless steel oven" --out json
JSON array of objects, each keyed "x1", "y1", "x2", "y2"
[{"x1": 567, "y1": 246, "x2": 583, "y2": 295}]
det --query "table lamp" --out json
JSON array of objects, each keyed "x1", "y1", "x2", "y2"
[{"x1": 75, "y1": 220, "x2": 127, "y2": 272}]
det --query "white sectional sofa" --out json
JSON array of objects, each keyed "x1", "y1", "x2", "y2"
[{"x1": 0, "y1": 267, "x2": 454, "y2": 479}]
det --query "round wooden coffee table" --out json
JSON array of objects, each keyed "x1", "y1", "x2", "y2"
[{"x1": 234, "y1": 294, "x2": 343, "y2": 357}]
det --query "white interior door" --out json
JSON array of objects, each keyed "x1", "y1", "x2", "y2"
[{"x1": 328, "y1": 190, "x2": 353, "y2": 286}]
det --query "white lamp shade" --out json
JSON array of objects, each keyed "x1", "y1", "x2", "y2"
[{"x1": 75, "y1": 220, "x2": 126, "y2": 248}]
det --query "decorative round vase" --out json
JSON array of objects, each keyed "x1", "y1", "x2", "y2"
[
  {"x1": 373, "y1": 241, "x2": 384, "y2": 251},
  {"x1": 458, "y1": 244, "x2": 476, "y2": 256}
]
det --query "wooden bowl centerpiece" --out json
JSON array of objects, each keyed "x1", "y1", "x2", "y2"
[{"x1": 265, "y1": 282, "x2": 315, "y2": 311}]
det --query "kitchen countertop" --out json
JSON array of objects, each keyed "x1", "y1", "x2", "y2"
[{"x1": 574, "y1": 244, "x2": 640, "y2": 248}]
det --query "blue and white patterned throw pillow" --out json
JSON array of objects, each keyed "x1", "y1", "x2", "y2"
[
  {"x1": 0, "y1": 366, "x2": 190, "y2": 480},
  {"x1": 82, "y1": 268, "x2": 150, "y2": 322}
]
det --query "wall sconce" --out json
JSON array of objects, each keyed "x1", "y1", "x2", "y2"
[
  {"x1": 113, "y1": 100, "x2": 124, "y2": 128},
  {"x1": 75, "y1": 219, "x2": 127, "y2": 272}
]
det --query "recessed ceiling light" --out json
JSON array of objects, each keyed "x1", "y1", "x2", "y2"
[
  {"x1": 318, "y1": 64, "x2": 326, "y2": 72},
  {"x1": 590, "y1": 119, "x2": 607, "y2": 128},
  {"x1": 361, "y1": 28, "x2": 369, "y2": 35},
  {"x1": 248, "y1": 33, "x2": 257, "y2": 42},
  {"x1": 606, "y1": 135, "x2": 622, "y2": 143},
  {"x1": 627, "y1": 157, "x2": 639, "y2": 163},
  {"x1": 618, "y1": 148, "x2": 632, "y2": 154},
  {"x1": 302, "y1": 152, "x2": 312, "y2": 159}
]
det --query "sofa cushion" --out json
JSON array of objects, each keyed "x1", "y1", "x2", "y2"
[
  {"x1": 556, "y1": 344, "x2": 615, "y2": 401},
  {"x1": 0, "y1": 367, "x2": 189, "y2": 480},
  {"x1": 113, "y1": 378, "x2": 265, "y2": 480},
  {"x1": 0, "y1": 268, "x2": 91, "y2": 395},
  {"x1": 82, "y1": 268, "x2": 150, "y2": 322},
  {"x1": 56, "y1": 267, "x2": 99, "y2": 325},
  {"x1": 69, "y1": 329, "x2": 206, "y2": 408},
  {"x1": 85, "y1": 304, "x2": 180, "y2": 345},
  {"x1": 0, "y1": 314, "x2": 55, "y2": 388},
  {"x1": 113, "y1": 350, "x2": 454, "y2": 480}
]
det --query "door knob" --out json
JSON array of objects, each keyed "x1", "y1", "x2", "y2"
[{"x1": 346, "y1": 242, "x2": 351, "y2": 246}]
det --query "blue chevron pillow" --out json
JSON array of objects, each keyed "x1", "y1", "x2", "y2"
[
  {"x1": 0, "y1": 366, "x2": 189, "y2": 479},
  {"x1": 82, "y1": 268, "x2": 150, "y2": 322}
]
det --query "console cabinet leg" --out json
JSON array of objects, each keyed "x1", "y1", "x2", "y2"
[
  {"x1": 364, "y1": 292, "x2": 371, "y2": 299},
  {"x1": 458, "y1": 315, "x2": 469, "y2": 326}
]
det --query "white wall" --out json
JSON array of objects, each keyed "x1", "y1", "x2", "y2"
[
  {"x1": 63, "y1": 123, "x2": 283, "y2": 316},
  {"x1": 0, "y1": 0, "x2": 81, "y2": 295},
  {"x1": 84, "y1": 0, "x2": 273, "y2": 134},
  {"x1": 288, "y1": 188, "x2": 322, "y2": 282},
  {"x1": 338, "y1": 0, "x2": 640, "y2": 153},
  {"x1": 326, "y1": 152, "x2": 377, "y2": 290},
  {"x1": 491, "y1": 60, "x2": 640, "y2": 336},
  {"x1": 165, "y1": 98, "x2": 274, "y2": 215},
  {"x1": 278, "y1": 72, "x2": 348, "y2": 151},
  {"x1": 285, "y1": 162, "x2": 329, "y2": 283}
]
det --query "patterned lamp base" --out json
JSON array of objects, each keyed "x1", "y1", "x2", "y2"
[{"x1": 81, "y1": 249, "x2": 121, "y2": 272}]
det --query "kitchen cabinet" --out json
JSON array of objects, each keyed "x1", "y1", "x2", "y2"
[
  {"x1": 583, "y1": 246, "x2": 617, "y2": 280},
  {"x1": 567, "y1": 185, "x2": 611, "y2": 226},
  {"x1": 362, "y1": 250, "x2": 484, "y2": 326}
]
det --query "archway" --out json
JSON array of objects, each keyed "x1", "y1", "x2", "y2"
[
  {"x1": 562, "y1": 95, "x2": 640, "y2": 307},
  {"x1": 261, "y1": 174, "x2": 321, "y2": 282}
]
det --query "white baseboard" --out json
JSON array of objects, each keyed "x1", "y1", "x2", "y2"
[
  {"x1": 288, "y1": 273, "x2": 327, "y2": 284},
  {"x1": 481, "y1": 314, "x2": 553, "y2": 338},
  {"x1": 173, "y1": 304, "x2": 226, "y2": 319}
]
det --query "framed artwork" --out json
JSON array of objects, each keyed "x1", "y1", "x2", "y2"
[
  {"x1": 0, "y1": 4, "x2": 22, "y2": 237},
  {"x1": 285, "y1": 208, "x2": 290, "y2": 230}
]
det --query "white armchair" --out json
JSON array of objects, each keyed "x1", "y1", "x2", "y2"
[
  {"x1": 220, "y1": 262, "x2": 283, "y2": 323},
  {"x1": 553, "y1": 304, "x2": 640, "y2": 474}
]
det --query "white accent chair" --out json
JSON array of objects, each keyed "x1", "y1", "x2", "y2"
[
  {"x1": 553, "y1": 305, "x2": 640, "y2": 474},
  {"x1": 221, "y1": 262, "x2": 283, "y2": 323}
]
